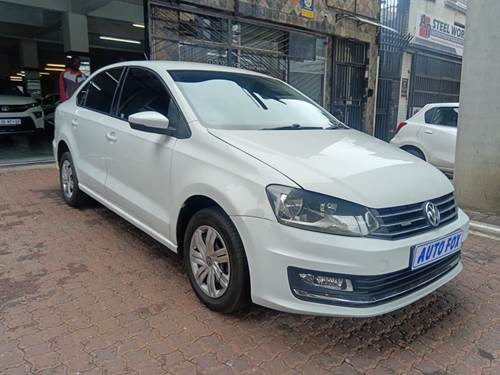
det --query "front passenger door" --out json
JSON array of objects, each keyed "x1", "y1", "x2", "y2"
[{"x1": 103, "y1": 67, "x2": 185, "y2": 241}]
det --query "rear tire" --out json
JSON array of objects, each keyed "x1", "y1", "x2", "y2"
[
  {"x1": 59, "y1": 151, "x2": 88, "y2": 207},
  {"x1": 401, "y1": 146, "x2": 426, "y2": 160},
  {"x1": 183, "y1": 207, "x2": 251, "y2": 314}
]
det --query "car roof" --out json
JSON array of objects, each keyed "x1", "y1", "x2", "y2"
[
  {"x1": 95, "y1": 60, "x2": 270, "y2": 78},
  {"x1": 422, "y1": 102, "x2": 459, "y2": 109}
]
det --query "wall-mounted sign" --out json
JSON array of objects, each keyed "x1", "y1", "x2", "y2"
[
  {"x1": 300, "y1": 0, "x2": 314, "y2": 19},
  {"x1": 401, "y1": 78, "x2": 409, "y2": 98},
  {"x1": 415, "y1": 13, "x2": 465, "y2": 56}
]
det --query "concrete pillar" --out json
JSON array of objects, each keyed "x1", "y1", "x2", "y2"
[
  {"x1": 19, "y1": 40, "x2": 41, "y2": 98},
  {"x1": 62, "y1": 12, "x2": 89, "y2": 54},
  {"x1": 454, "y1": 0, "x2": 500, "y2": 214},
  {"x1": 19, "y1": 40, "x2": 39, "y2": 69}
]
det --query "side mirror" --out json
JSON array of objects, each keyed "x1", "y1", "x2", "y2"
[{"x1": 128, "y1": 111, "x2": 174, "y2": 135}]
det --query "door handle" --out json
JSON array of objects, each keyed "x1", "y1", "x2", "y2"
[
  {"x1": 424, "y1": 130, "x2": 433, "y2": 134},
  {"x1": 71, "y1": 119, "x2": 78, "y2": 128},
  {"x1": 106, "y1": 132, "x2": 118, "y2": 143}
]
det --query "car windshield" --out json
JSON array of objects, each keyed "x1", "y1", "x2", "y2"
[
  {"x1": 169, "y1": 70, "x2": 346, "y2": 130},
  {"x1": 0, "y1": 80, "x2": 23, "y2": 96}
]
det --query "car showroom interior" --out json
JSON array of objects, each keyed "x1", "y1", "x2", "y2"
[{"x1": 0, "y1": 0, "x2": 145, "y2": 165}]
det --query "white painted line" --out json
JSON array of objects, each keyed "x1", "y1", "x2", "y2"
[
  {"x1": 469, "y1": 230, "x2": 500, "y2": 241},
  {"x1": 470, "y1": 220, "x2": 500, "y2": 239}
]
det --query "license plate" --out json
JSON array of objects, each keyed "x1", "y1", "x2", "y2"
[
  {"x1": 0, "y1": 119, "x2": 21, "y2": 125},
  {"x1": 411, "y1": 230, "x2": 463, "y2": 270}
]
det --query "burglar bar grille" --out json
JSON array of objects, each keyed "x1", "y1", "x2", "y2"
[
  {"x1": 149, "y1": 3, "x2": 327, "y2": 106},
  {"x1": 331, "y1": 38, "x2": 367, "y2": 130}
]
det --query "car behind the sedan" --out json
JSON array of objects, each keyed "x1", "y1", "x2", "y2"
[
  {"x1": 53, "y1": 61, "x2": 469, "y2": 317},
  {"x1": 390, "y1": 103, "x2": 459, "y2": 176}
]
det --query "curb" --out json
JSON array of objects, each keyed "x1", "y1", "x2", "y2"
[{"x1": 469, "y1": 220, "x2": 500, "y2": 240}]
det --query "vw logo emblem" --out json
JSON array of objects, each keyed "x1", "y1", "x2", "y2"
[
  {"x1": 0, "y1": 106, "x2": 9, "y2": 112},
  {"x1": 424, "y1": 202, "x2": 441, "y2": 227}
]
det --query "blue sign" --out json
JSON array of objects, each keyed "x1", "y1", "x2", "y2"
[{"x1": 300, "y1": 0, "x2": 314, "y2": 18}]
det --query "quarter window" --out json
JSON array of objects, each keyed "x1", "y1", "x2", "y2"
[
  {"x1": 84, "y1": 68, "x2": 123, "y2": 114},
  {"x1": 425, "y1": 107, "x2": 459, "y2": 127}
]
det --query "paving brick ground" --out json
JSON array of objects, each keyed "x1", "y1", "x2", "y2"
[{"x1": 0, "y1": 166, "x2": 499, "y2": 375}]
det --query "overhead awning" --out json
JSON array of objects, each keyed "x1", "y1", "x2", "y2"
[{"x1": 335, "y1": 13, "x2": 399, "y2": 34}]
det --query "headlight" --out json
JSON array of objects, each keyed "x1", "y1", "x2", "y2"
[{"x1": 266, "y1": 185, "x2": 380, "y2": 237}]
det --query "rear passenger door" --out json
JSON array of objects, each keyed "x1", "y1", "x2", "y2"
[
  {"x1": 72, "y1": 67, "x2": 123, "y2": 198},
  {"x1": 103, "y1": 67, "x2": 187, "y2": 241},
  {"x1": 419, "y1": 106, "x2": 458, "y2": 171}
]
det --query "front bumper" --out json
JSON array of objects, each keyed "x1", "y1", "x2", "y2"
[
  {"x1": 232, "y1": 209, "x2": 469, "y2": 317},
  {"x1": 0, "y1": 109, "x2": 44, "y2": 134}
]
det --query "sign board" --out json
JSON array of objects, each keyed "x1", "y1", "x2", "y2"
[
  {"x1": 415, "y1": 13, "x2": 465, "y2": 56},
  {"x1": 401, "y1": 78, "x2": 409, "y2": 98},
  {"x1": 300, "y1": 0, "x2": 314, "y2": 19}
]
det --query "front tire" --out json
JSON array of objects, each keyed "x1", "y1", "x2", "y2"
[
  {"x1": 183, "y1": 207, "x2": 251, "y2": 313},
  {"x1": 59, "y1": 151, "x2": 88, "y2": 207}
]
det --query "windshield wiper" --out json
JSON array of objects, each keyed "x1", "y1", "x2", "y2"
[{"x1": 262, "y1": 124, "x2": 326, "y2": 130}]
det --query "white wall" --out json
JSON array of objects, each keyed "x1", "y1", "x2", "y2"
[{"x1": 455, "y1": 0, "x2": 500, "y2": 214}]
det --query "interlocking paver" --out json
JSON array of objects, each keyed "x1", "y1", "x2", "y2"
[{"x1": 0, "y1": 166, "x2": 499, "y2": 374}]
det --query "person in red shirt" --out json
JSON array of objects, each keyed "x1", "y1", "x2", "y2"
[{"x1": 59, "y1": 56, "x2": 86, "y2": 102}]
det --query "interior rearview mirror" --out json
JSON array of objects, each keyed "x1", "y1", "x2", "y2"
[{"x1": 128, "y1": 111, "x2": 174, "y2": 135}]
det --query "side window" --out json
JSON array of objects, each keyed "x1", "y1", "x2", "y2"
[
  {"x1": 427, "y1": 107, "x2": 458, "y2": 127},
  {"x1": 117, "y1": 68, "x2": 188, "y2": 136},
  {"x1": 85, "y1": 68, "x2": 123, "y2": 114},
  {"x1": 76, "y1": 83, "x2": 89, "y2": 107}
]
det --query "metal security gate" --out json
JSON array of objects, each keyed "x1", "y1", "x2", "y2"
[
  {"x1": 409, "y1": 52, "x2": 462, "y2": 114},
  {"x1": 375, "y1": 0, "x2": 411, "y2": 141},
  {"x1": 148, "y1": 1, "x2": 327, "y2": 106},
  {"x1": 331, "y1": 39, "x2": 367, "y2": 130}
]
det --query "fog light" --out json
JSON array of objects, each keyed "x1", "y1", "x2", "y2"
[
  {"x1": 34, "y1": 111, "x2": 43, "y2": 118},
  {"x1": 299, "y1": 272, "x2": 353, "y2": 291}
]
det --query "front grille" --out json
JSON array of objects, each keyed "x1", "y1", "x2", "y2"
[
  {"x1": 371, "y1": 193, "x2": 458, "y2": 240},
  {"x1": 288, "y1": 252, "x2": 461, "y2": 307},
  {"x1": 0, "y1": 104, "x2": 33, "y2": 113}
]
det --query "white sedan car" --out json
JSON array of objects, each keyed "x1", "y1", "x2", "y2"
[
  {"x1": 53, "y1": 62, "x2": 469, "y2": 317},
  {"x1": 390, "y1": 103, "x2": 459, "y2": 175}
]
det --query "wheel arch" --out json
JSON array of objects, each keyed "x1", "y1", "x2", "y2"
[
  {"x1": 175, "y1": 195, "x2": 226, "y2": 256},
  {"x1": 400, "y1": 144, "x2": 427, "y2": 161},
  {"x1": 56, "y1": 139, "x2": 71, "y2": 164}
]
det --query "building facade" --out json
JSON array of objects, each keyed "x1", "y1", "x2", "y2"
[
  {"x1": 376, "y1": 0, "x2": 466, "y2": 141},
  {"x1": 145, "y1": 0, "x2": 379, "y2": 133}
]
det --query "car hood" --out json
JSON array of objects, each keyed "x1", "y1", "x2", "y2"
[
  {"x1": 0, "y1": 95, "x2": 37, "y2": 105},
  {"x1": 209, "y1": 128, "x2": 453, "y2": 208}
]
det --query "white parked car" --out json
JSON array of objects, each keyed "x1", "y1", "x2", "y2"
[
  {"x1": 53, "y1": 62, "x2": 469, "y2": 317},
  {"x1": 390, "y1": 103, "x2": 459, "y2": 175},
  {"x1": 0, "y1": 79, "x2": 44, "y2": 137}
]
